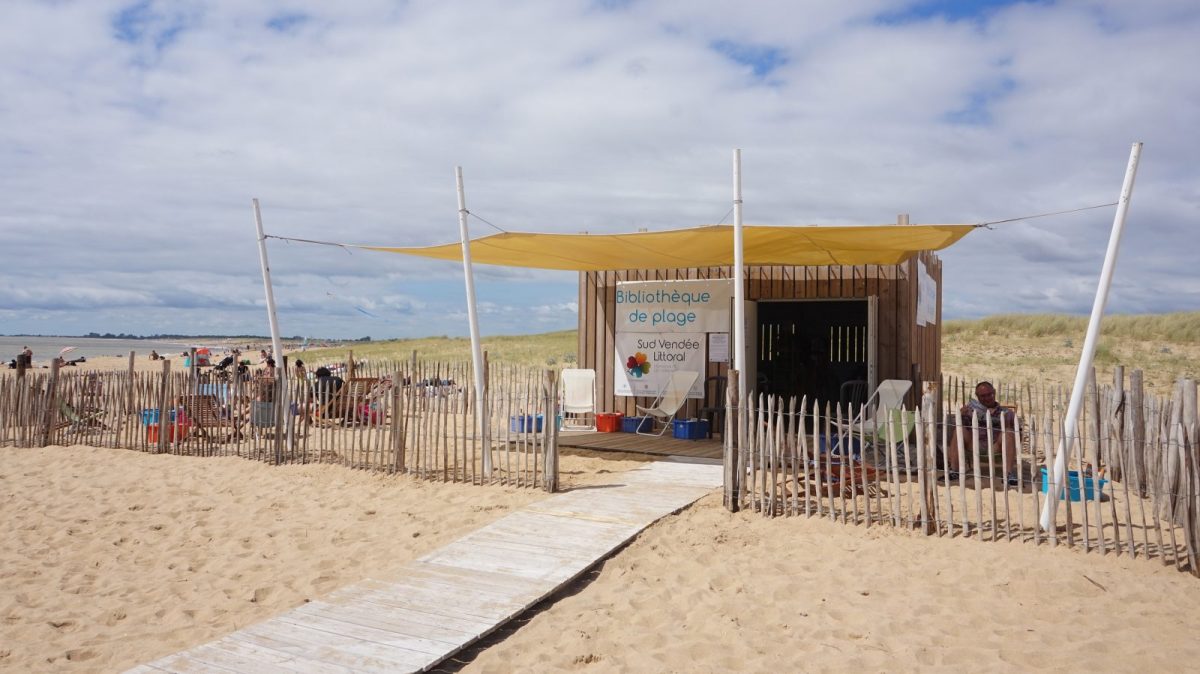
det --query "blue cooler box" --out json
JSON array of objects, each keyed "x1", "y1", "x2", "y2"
[
  {"x1": 1040, "y1": 467, "x2": 1108, "y2": 502},
  {"x1": 509, "y1": 414, "x2": 544, "y2": 433},
  {"x1": 672, "y1": 418, "x2": 709, "y2": 440},
  {"x1": 622, "y1": 416, "x2": 653, "y2": 433}
]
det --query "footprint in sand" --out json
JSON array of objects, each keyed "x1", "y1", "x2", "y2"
[
  {"x1": 103, "y1": 609, "x2": 126, "y2": 626},
  {"x1": 65, "y1": 649, "x2": 97, "y2": 662}
]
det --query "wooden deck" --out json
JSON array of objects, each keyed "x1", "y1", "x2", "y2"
[
  {"x1": 558, "y1": 430, "x2": 724, "y2": 461},
  {"x1": 129, "y1": 459, "x2": 722, "y2": 673}
]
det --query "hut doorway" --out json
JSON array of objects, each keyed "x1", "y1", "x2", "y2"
[{"x1": 755, "y1": 298, "x2": 875, "y2": 406}]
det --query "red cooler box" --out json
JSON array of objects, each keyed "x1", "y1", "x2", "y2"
[{"x1": 596, "y1": 412, "x2": 624, "y2": 433}]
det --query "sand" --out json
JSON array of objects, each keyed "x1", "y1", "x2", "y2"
[
  {"x1": 0, "y1": 445, "x2": 646, "y2": 672},
  {"x1": 456, "y1": 495, "x2": 1200, "y2": 673},
  {"x1": 4, "y1": 445, "x2": 1200, "y2": 673}
]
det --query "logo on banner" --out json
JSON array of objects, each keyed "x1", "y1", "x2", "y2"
[
  {"x1": 614, "y1": 333, "x2": 706, "y2": 398},
  {"x1": 624, "y1": 352, "x2": 651, "y2": 378}
]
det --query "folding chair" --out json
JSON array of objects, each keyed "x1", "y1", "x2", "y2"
[
  {"x1": 559, "y1": 368, "x2": 597, "y2": 431},
  {"x1": 180, "y1": 394, "x2": 240, "y2": 442},
  {"x1": 635, "y1": 370, "x2": 700, "y2": 437},
  {"x1": 834, "y1": 379, "x2": 912, "y2": 437},
  {"x1": 53, "y1": 398, "x2": 107, "y2": 434}
]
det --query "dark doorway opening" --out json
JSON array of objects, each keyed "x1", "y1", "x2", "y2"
[{"x1": 756, "y1": 300, "x2": 869, "y2": 404}]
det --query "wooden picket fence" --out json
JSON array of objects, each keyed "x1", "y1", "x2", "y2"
[
  {"x1": 0, "y1": 357, "x2": 558, "y2": 491},
  {"x1": 724, "y1": 369, "x2": 1200, "y2": 576}
]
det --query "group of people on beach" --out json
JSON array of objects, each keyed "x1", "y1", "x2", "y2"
[{"x1": 6, "y1": 346, "x2": 86, "y2": 370}]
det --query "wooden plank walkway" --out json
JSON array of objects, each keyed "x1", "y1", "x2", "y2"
[{"x1": 129, "y1": 459, "x2": 722, "y2": 673}]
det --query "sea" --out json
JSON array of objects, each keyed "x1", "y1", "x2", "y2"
[{"x1": 0, "y1": 336, "x2": 212, "y2": 366}]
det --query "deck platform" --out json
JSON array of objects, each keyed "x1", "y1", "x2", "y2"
[
  {"x1": 129, "y1": 459, "x2": 722, "y2": 673},
  {"x1": 558, "y1": 429, "x2": 723, "y2": 461}
]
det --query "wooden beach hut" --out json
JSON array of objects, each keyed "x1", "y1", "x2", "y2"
[{"x1": 577, "y1": 245, "x2": 945, "y2": 431}]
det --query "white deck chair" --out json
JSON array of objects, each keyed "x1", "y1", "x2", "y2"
[
  {"x1": 833, "y1": 379, "x2": 913, "y2": 466},
  {"x1": 560, "y1": 368, "x2": 597, "y2": 431},
  {"x1": 834, "y1": 379, "x2": 913, "y2": 436},
  {"x1": 636, "y1": 370, "x2": 701, "y2": 437}
]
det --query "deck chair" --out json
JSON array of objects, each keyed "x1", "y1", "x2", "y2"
[
  {"x1": 559, "y1": 368, "x2": 596, "y2": 431},
  {"x1": 635, "y1": 370, "x2": 700, "y2": 437},
  {"x1": 834, "y1": 379, "x2": 912, "y2": 436},
  {"x1": 832, "y1": 379, "x2": 914, "y2": 469},
  {"x1": 53, "y1": 398, "x2": 106, "y2": 434},
  {"x1": 180, "y1": 394, "x2": 239, "y2": 441},
  {"x1": 314, "y1": 377, "x2": 380, "y2": 427}
]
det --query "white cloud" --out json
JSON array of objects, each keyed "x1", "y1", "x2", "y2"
[{"x1": 1, "y1": 0, "x2": 1196, "y2": 337}]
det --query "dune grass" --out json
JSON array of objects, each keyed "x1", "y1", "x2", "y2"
[
  {"x1": 298, "y1": 330, "x2": 577, "y2": 369},
  {"x1": 943, "y1": 312, "x2": 1200, "y2": 343}
]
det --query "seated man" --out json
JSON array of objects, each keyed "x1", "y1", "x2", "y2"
[
  {"x1": 313, "y1": 366, "x2": 344, "y2": 403},
  {"x1": 946, "y1": 381, "x2": 1019, "y2": 486}
]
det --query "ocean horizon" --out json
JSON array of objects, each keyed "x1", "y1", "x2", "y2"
[{"x1": 0, "y1": 336, "x2": 221, "y2": 364}]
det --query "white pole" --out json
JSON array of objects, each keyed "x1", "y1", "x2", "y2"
[
  {"x1": 1039, "y1": 142, "x2": 1142, "y2": 531},
  {"x1": 457, "y1": 167, "x2": 491, "y2": 475},
  {"x1": 253, "y1": 198, "x2": 293, "y2": 453},
  {"x1": 252, "y1": 199, "x2": 285, "y2": 364},
  {"x1": 732, "y1": 149, "x2": 747, "y2": 403}
]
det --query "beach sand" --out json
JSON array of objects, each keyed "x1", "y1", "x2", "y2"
[
  {"x1": 0, "y1": 445, "x2": 646, "y2": 672},
  {"x1": 4, "y1": 445, "x2": 1200, "y2": 673},
  {"x1": 456, "y1": 494, "x2": 1200, "y2": 673}
]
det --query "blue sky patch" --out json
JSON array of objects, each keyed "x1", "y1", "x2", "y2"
[
  {"x1": 112, "y1": 1, "x2": 190, "y2": 52},
  {"x1": 711, "y1": 40, "x2": 787, "y2": 79},
  {"x1": 876, "y1": 0, "x2": 1047, "y2": 25},
  {"x1": 113, "y1": 1, "x2": 153, "y2": 43},
  {"x1": 267, "y1": 12, "x2": 310, "y2": 33},
  {"x1": 944, "y1": 76, "x2": 1016, "y2": 124}
]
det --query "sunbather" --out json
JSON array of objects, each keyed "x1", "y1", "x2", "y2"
[{"x1": 947, "y1": 381, "x2": 1019, "y2": 485}]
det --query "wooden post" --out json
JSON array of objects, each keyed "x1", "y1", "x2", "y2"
[
  {"x1": 38, "y1": 359, "x2": 61, "y2": 447},
  {"x1": 542, "y1": 369, "x2": 559, "y2": 493},
  {"x1": 724, "y1": 369, "x2": 740, "y2": 512},
  {"x1": 348, "y1": 349, "x2": 355, "y2": 379},
  {"x1": 156, "y1": 359, "x2": 171, "y2": 454}
]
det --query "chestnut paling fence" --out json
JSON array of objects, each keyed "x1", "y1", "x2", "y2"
[
  {"x1": 0, "y1": 357, "x2": 558, "y2": 492},
  {"x1": 723, "y1": 369, "x2": 1200, "y2": 576}
]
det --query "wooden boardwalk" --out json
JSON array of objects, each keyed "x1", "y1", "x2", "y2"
[{"x1": 129, "y1": 459, "x2": 722, "y2": 673}]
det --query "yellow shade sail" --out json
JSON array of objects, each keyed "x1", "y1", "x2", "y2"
[{"x1": 361, "y1": 224, "x2": 975, "y2": 271}]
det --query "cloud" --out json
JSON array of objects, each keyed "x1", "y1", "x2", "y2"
[{"x1": 0, "y1": 0, "x2": 1196, "y2": 339}]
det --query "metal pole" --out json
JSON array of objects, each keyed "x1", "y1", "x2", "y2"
[
  {"x1": 252, "y1": 198, "x2": 292, "y2": 452},
  {"x1": 1040, "y1": 142, "x2": 1142, "y2": 531},
  {"x1": 732, "y1": 149, "x2": 747, "y2": 403},
  {"x1": 457, "y1": 167, "x2": 491, "y2": 476}
]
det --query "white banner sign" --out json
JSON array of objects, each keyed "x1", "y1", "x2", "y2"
[
  {"x1": 616, "y1": 279, "x2": 733, "y2": 333},
  {"x1": 614, "y1": 332, "x2": 706, "y2": 398},
  {"x1": 917, "y1": 258, "x2": 937, "y2": 326}
]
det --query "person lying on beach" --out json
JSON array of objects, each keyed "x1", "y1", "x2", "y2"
[{"x1": 946, "y1": 381, "x2": 1019, "y2": 485}]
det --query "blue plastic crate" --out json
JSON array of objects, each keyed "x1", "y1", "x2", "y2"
[
  {"x1": 622, "y1": 416, "x2": 653, "y2": 433},
  {"x1": 817, "y1": 433, "x2": 862, "y2": 460},
  {"x1": 141, "y1": 408, "x2": 179, "y2": 426},
  {"x1": 1040, "y1": 467, "x2": 1108, "y2": 502},
  {"x1": 672, "y1": 418, "x2": 709, "y2": 440},
  {"x1": 509, "y1": 414, "x2": 544, "y2": 433}
]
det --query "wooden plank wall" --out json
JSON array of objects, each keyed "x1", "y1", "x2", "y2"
[{"x1": 578, "y1": 254, "x2": 943, "y2": 420}]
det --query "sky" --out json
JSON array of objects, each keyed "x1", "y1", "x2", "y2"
[{"x1": 1, "y1": 0, "x2": 1197, "y2": 339}]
